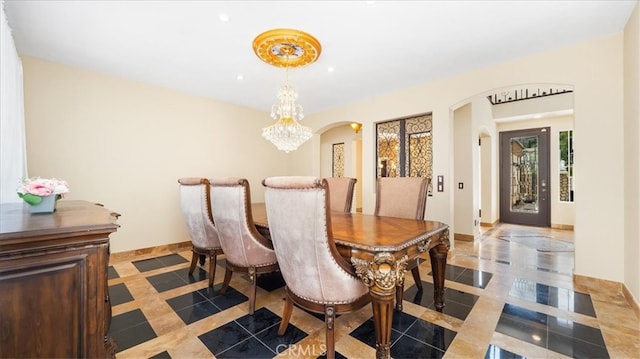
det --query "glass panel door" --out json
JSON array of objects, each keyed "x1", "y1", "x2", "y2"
[{"x1": 500, "y1": 127, "x2": 550, "y2": 227}]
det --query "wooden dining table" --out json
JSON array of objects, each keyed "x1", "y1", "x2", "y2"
[{"x1": 251, "y1": 203, "x2": 450, "y2": 359}]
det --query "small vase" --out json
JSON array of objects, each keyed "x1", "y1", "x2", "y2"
[{"x1": 29, "y1": 195, "x2": 58, "y2": 214}]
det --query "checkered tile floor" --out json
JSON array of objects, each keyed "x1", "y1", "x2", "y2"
[{"x1": 107, "y1": 224, "x2": 639, "y2": 358}]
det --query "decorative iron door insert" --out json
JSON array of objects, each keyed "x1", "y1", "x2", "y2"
[{"x1": 499, "y1": 127, "x2": 550, "y2": 227}]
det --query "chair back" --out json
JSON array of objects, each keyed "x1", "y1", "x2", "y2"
[
  {"x1": 263, "y1": 176, "x2": 368, "y2": 304},
  {"x1": 209, "y1": 177, "x2": 277, "y2": 268},
  {"x1": 177, "y1": 177, "x2": 220, "y2": 250},
  {"x1": 375, "y1": 177, "x2": 429, "y2": 220},
  {"x1": 324, "y1": 177, "x2": 357, "y2": 213}
]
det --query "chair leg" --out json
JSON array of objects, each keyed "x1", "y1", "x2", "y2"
[
  {"x1": 278, "y1": 294, "x2": 293, "y2": 336},
  {"x1": 248, "y1": 267, "x2": 256, "y2": 315},
  {"x1": 325, "y1": 305, "x2": 336, "y2": 359},
  {"x1": 412, "y1": 266, "x2": 423, "y2": 291},
  {"x1": 188, "y1": 251, "x2": 198, "y2": 275},
  {"x1": 220, "y1": 265, "x2": 232, "y2": 294},
  {"x1": 396, "y1": 282, "x2": 405, "y2": 311},
  {"x1": 208, "y1": 255, "x2": 217, "y2": 287}
]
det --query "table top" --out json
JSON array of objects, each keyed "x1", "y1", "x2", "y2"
[
  {"x1": 0, "y1": 200, "x2": 120, "y2": 240},
  {"x1": 251, "y1": 203, "x2": 448, "y2": 252}
]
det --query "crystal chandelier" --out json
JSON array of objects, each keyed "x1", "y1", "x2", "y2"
[{"x1": 253, "y1": 29, "x2": 321, "y2": 153}]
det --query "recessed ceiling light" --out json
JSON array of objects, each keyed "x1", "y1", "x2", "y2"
[
  {"x1": 219, "y1": 13, "x2": 230, "y2": 22},
  {"x1": 236, "y1": 74, "x2": 244, "y2": 80},
  {"x1": 327, "y1": 67, "x2": 335, "y2": 73}
]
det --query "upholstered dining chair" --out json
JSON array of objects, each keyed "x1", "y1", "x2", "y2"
[
  {"x1": 208, "y1": 177, "x2": 279, "y2": 315},
  {"x1": 263, "y1": 176, "x2": 370, "y2": 359},
  {"x1": 177, "y1": 177, "x2": 223, "y2": 287},
  {"x1": 375, "y1": 176, "x2": 430, "y2": 310},
  {"x1": 324, "y1": 177, "x2": 357, "y2": 213}
]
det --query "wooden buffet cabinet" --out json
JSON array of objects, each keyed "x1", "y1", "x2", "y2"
[{"x1": 0, "y1": 200, "x2": 120, "y2": 358}]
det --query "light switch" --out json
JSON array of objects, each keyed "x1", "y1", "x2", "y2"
[
  {"x1": 458, "y1": 182, "x2": 463, "y2": 189},
  {"x1": 437, "y1": 175, "x2": 444, "y2": 192}
]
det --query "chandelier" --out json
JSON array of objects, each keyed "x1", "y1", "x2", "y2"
[{"x1": 253, "y1": 29, "x2": 321, "y2": 153}]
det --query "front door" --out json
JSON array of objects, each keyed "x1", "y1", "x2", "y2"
[{"x1": 499, "y1": 127, "x2": 550, "y2": 227}]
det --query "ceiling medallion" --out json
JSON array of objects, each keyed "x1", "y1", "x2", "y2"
[
  {"x1": 252, "y1": 28, "x2": 322, "y2": 68},
  {"x1": 253, "y1": 28, "x2": 321, "y2": 153}
]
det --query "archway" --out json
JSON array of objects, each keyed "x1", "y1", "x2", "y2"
[{"x1": 451, "y1": 83, "x2": 574, "y2": 241}]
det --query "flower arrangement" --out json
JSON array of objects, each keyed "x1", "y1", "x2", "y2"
[{"x1": 17, "y1": 177, "x2": 70, "y2": 205}]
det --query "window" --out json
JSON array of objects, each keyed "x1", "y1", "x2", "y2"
[
  {"x1": 376, "y1": 113, "x2": 433, "y2": 194},
  {"x1": 559, "y1": 130, "x2": 573, "y2": 202},
  {"x1": 332, "y1": 143, "x2": 345, "y2": 177}
]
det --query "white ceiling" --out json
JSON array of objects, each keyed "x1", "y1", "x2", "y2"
[{"x1": 4, "y1": 0, "x2": 636, "y2": 115}]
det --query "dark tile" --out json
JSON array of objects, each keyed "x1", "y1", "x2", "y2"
[
  {"x1": 203, "y1": 286, "x2": 249, "y2": 311},
  {"x1": 256, "y1": 271, "x2": 286, "y2": 291},
  {"x1": 571, "y1": 292, "x2": 597, "y2": 317},
  {"x1": 156, "y1": 253, "x2": 188, "y2": 266},
  {"x1": 404, "y1": 282, "x2": 477, "y2": 319},
  {"x1": 548, "y1": 331, "x2": 609, "y2": 358},
  {"x1": 455, "y1": 268, "x2": 492, "y2": 288},
  {"x1": 443, "y1": 264, "x2": 468, "y2": 280},
  {"x1": 215, "y1": 337, "x2": 275, "y2": 359},
  {"x1": 349, "y1": 318, "x2": 403, "y2": 349},
  {"x1": 535, "y1": 282, "x2": 551, "y2": 305},
  {"x1": 405, "y1": 281, "x2": 435, "y2": 307},
  {"x1": 404, "y1": 319, "x2": 456, "y2": 351},
  {"x1": 443, "y1": 288, "x2": 479, "y2": 306},
  {"x1": 149, "y1": 350, "x2": 171, "y2": 359},
  {"x1": 174, "y1": 301, "x2": 221, "y2": 324},
  {"x1": 176, "y1": 266, "x2": 209, "y2": 284},
  {"x1": 255, "y1": 321, "x2": 308, "y2": 354},
  {"x1": 146, "y1": 271, "x2": 187, "y2": 292},
  {"x1": 133, "y1": 257, "x2": 165, "y2": 272},
  {"x1": 198, "y1": 321, "x2": 252, "y2": 355},
  {"x1": 235, "y1": 307, "x2": 281, "y2": 334},
  {"x1": 111, "y1": 321, "x2": 157, "y2": 352},
  {"x1": 391, "y1": 335, "x2": 444, "y2": 359},
  {"x1": 547, "y1": 317, "x2": 606, "y2": 347},
  {"x1": 495, "y1": 313, "x2": 547, "y2": 347},
  {"x1": 502, "y1": 303, "x2": 548, "y2": 326},
  {"x1": 109, "y1": 282, "x2": 134, "y2": 306},
  {"x1": 109, "y1": 309, "x2": 148, "y2": 333},
  {"x1": 390, "y1": 310, "x2": 419, "y2": 333},
  {"x1": 438, "y1": 299, "x2": 474, "y2": 320},
  {"x1": 547, "y1": 286, "x2": 597, "y2": 317},
  {"x1": 108, "y1": 266, "x2": 119, "y2": 279},
  {"x1": 485, "y1": 345, "x2": 525, "y2": 359},
  {"x1": 317, "y1": 351, "x2": 347, "y2": 359},
  {"x1": 147, "y1": 268, "x2": 207, "y2": 292},
  {"x1": 166, "y1": 290, "x2": 208, "y2": 311},
  {"x1": 510, "y1": 279, "x2": 598, "y2": 317}
]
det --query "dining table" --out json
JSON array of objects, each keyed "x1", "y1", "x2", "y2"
[{"x1": 250, "y1": 203, "x2": 450, "y2": 359}]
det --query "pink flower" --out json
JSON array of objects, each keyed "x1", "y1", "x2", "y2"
[
  {"x1": 24, "y1": 182, "x2": 53, "y2": 196},
  {"x1": 17, "y1": 177, "x2": 70, "y2": 197}
]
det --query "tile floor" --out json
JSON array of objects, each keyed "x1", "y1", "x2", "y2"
[{"x1": 107, "y1": 224, "x2": 639, "y2": 358}]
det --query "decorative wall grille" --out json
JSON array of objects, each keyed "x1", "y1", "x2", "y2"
[
  {"x1": 376, "y1": 113, "x2": 433, "y2": 194},
  {"x1": 332, "y1": 143, "x2": 345, "y2": 177}
]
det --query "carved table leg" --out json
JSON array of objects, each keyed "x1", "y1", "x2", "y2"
[
  {"x1": 352, "y1": 253, "x2": 409, "y2": 359},
  {"x1": 370, "y1": 290, "x2": 394, "y2": 359},
  {"x1": 429, "y1": 229, "x2": 450, "y2": 311}
]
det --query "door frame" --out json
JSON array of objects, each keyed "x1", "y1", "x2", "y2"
[{"x1": 499, "y1": 127, "x2": 551, "y2": 227}]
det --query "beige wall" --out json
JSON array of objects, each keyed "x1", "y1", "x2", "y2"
[
  {"x1": 22, "y1": 57, "x2": 294, "y2": 253},
  {"x1": 19, "y1": 14, "x2": 639, "y2": 301},
  {"x1": 624, "y1": 2, "x2": 640, "y2": 303},
  {"x1": 298, "y1": 34, "x2": 630, "y2": 288}
]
